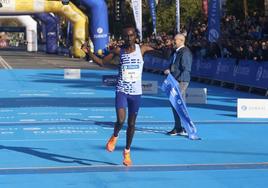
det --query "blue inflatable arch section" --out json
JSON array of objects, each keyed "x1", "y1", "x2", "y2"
[
  {"x1": 34, "y1": 13, "x2": 58, "y2": 54},
  {"x1": 80, "y1": 0, "x2": 109, "y2": 54}
]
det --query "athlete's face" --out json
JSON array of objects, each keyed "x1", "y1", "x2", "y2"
[{"x1": 123, "y1": 28, "x2": 136, "y2": 46}]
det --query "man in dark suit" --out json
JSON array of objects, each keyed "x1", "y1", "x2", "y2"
[{"x1": 164, "y1": 33, "x2": 193, "y2": 136}]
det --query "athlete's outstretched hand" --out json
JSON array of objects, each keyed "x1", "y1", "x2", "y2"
[{"x1": 164, "y1": 69, "x2": 170, "y2": 75}]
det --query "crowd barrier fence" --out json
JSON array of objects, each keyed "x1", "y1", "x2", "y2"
[{"x1": 143, "y1": 53, "x2": 268, "y2": 96}]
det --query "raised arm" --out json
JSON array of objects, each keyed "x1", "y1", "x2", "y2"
[
  {"x1": 81, "y1": 45, "x2": 120, "y2": 66},
  {"x1": 140, "y1": 44, "x2": 155, "y2": 56}
]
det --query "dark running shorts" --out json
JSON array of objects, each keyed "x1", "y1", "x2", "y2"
[{"x1": 115, "y1": 91, "x2": 141, "y2": 115}]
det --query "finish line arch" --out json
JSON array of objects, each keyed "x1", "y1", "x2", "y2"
[
  {"x1": 34, "y1": 13, "x2": 58, "y2": 54},
  {"x1": 0, "y1": 0, "x2": 88, "y2": 58},
  {"x1": 0, "y1": 15, "x2": 37, "y2": 52}
]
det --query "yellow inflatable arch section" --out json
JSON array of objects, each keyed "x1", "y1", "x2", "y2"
[{"x1": 0, "y1": 0, "x2": 88, "y2": 58}]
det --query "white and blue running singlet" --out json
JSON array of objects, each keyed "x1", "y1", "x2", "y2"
[{"x1": 116, "y1": 44, "x2": 144, "y2": 95}]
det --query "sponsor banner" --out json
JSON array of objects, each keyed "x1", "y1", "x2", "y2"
[
  {"x1": 131, "y1": 0, "x2": 142, "y2": 40},
  {"x1": 143, "y1": 53, "x2": 170, "y2": 71},
  {"x1": 207, "y1": 0, "x2": 221, "y2": 42},
  {"x1": 190, "y1": 58, "x2": 200, "y2": 77},
  {"x1": 233, "y1": 60, "x2": 256, "y2": 86},
  {"x1": 142, "y1": 80, "x2": 158, "y2": 94},
  {"x1": 0, "y1": 0, "x2": 16, "y2": 12},
  {"x1": 144, "y1": 54, "x2": 268, "y2": 89},
  {"x1": 192, "y1": 58, "x2": 217, "y2": 78},
  {"x1": 215, "y1": 58, "x2": 236, "y2": 82},
  {"x1": 254, "y1": 62, "x2": 268, "y2": 89},
  {"x1": 227, "y1": 59, "x2": 268, "y2": 88},
  {"x1": 162, "y1": 74, "x2": 200, "y2": 140},
  {"x1": 186, "y1": 88, "x2": 207, "y2": 104},
  {"x1": 148, "y1": 0, "x2": 157, "y2": 33},
  {"x1": 237, "y1": 99, "x2": 268, "y2": 118},
  {"x1": 34, "y1": 0, "x2": 45, "y2": 12},
  {"x1": 64, "y1": 69, "x2": 81, "y2": 79},
  {"x1": 191, "y1": 58, "x2": 268, "y2": 89}
]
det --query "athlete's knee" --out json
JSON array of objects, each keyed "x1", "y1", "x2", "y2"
[
  {"x1": 115, "y1": 120, "x2": 124, "y2": 127},
  {"x1": 127, "y1": 117, "x2": 136, "y2": 128},
  {"x1": 127, "y1": 122, "x2": 136, "y2": 129}
]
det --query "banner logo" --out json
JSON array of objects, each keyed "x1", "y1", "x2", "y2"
[
  {"x1": 97, "y1": 27, "x2": 103, "y2": 34},
  {"x1": 256, "y1": 66, "x2": 263, "y2": 81},
  {"x1": 241, "y1": 105, "x2": 247, "y2": 111},
  {"x1": 177, "y1": 99, "x2": 182, "y2": 105},
  {"x1": 208, "y1": 29, "x2": 219, "y2": 42},
  {"x1": 233, "y1": 65, "x2": 238, "y2": 77},
  {"x1": 238, "y1": 99, "x2": 268, "y2": 118},
  {"x1": 102, "y1": 75, "x2": 118, "y2": 86},
  {"x1": 142, "y1": 80, "x2": 158, "y2": 94}
]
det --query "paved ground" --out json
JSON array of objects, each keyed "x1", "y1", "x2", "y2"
[{"x1": 0, "y1": 50, "x2": 115, "y2": 70}]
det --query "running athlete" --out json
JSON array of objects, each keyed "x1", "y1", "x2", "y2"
[{"x1": 82, "y1": 25, "x2": 154, "y2": 166}]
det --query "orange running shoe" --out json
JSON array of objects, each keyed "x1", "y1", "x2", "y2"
[
  {"x1": 123, "y1": 149, "x2": 132, "y2": 166},
  {"x1": 106, "y1": 135, "x2": 118, "y2": 152}
]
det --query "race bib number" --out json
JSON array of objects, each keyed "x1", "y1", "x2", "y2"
[{"x1": 122, "y1": 65, "x2": 141, "y2": 82}]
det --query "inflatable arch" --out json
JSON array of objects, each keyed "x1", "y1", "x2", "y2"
[
  {"x1": 0, "y1": 15, "x2": 37, "y2": 52},
  {"x1": 79, "y1": 0, "x2": 109, "y2": 55},
  {"x1": 0, "y1": 0, "x2": 88, "y2": 58},
  {"x1": 34, "y1": 13, "x2": 58, "y2": 54}
]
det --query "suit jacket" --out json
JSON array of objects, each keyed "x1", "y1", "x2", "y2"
[{"x1": 170, "y1": 46, "x2": 192, "y2": 82}]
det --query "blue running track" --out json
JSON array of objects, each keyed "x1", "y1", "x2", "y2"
[{"x1": 0, "y1": 69, "x2": 268, "y2": 188}]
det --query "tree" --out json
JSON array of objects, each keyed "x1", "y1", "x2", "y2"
[
  {"x1": 156, "y1": 2, "x2": 176, "y2": 34},
  {"x1": 225, "y1": 0, "x2": 265, "y2": 19},
  {"x1": 105, "y1": 0, "x2": 202, "y2": 36},
  {"x1": 156, "y1": 0, "x2": 201, "y2": 34}
]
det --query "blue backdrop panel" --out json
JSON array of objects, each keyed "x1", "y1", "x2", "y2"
[
  {"x1": 191, "y1": 58, "x2": 217, "y2": 79},
  {"x1": 191, "y1": 58, "x2": 268, "y2": 89},
  {"x1": 214, "y1": 58, "x2": 236, "y2": 83},
  {"x1": 233, "y1": 60, "x2": 256, "y2": 86},
  {"x1": 255, "y1": 63, "x2": 268, "y2": 89},
  {"x1": 144, "y1": 53, "x2": 268, "y2": 89},
  {"x1": 143, "y1": 53, "x2": 170, "y2": 71}
]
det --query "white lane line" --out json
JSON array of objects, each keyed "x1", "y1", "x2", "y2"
[
  {"x1": 0, "y1": 138, "x2": 175, "y2": 142},
  {"x1": 0, "y1": 162, "x2": 268, "y2": 174},
  {"x1": 0, "y1": 119, "x2": 268, "y2": 125},
  {"x1": 0, "y1": 56, "x2": 12, "y2": 69}
]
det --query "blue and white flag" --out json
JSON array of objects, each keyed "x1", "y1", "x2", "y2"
[
  {"x1": 162, "y1": 74, "x2": 200, "y2": 140},
  {"x1": 207, "y1": 0, "x2": 221, "y2": 42},
  {"x1": 148, "y1": 0, "x2": 157, "y2": 34}
]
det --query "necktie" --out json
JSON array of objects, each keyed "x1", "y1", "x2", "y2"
[{"x1": 172, "y1": 52, "x2": 177, "y2": 64}]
